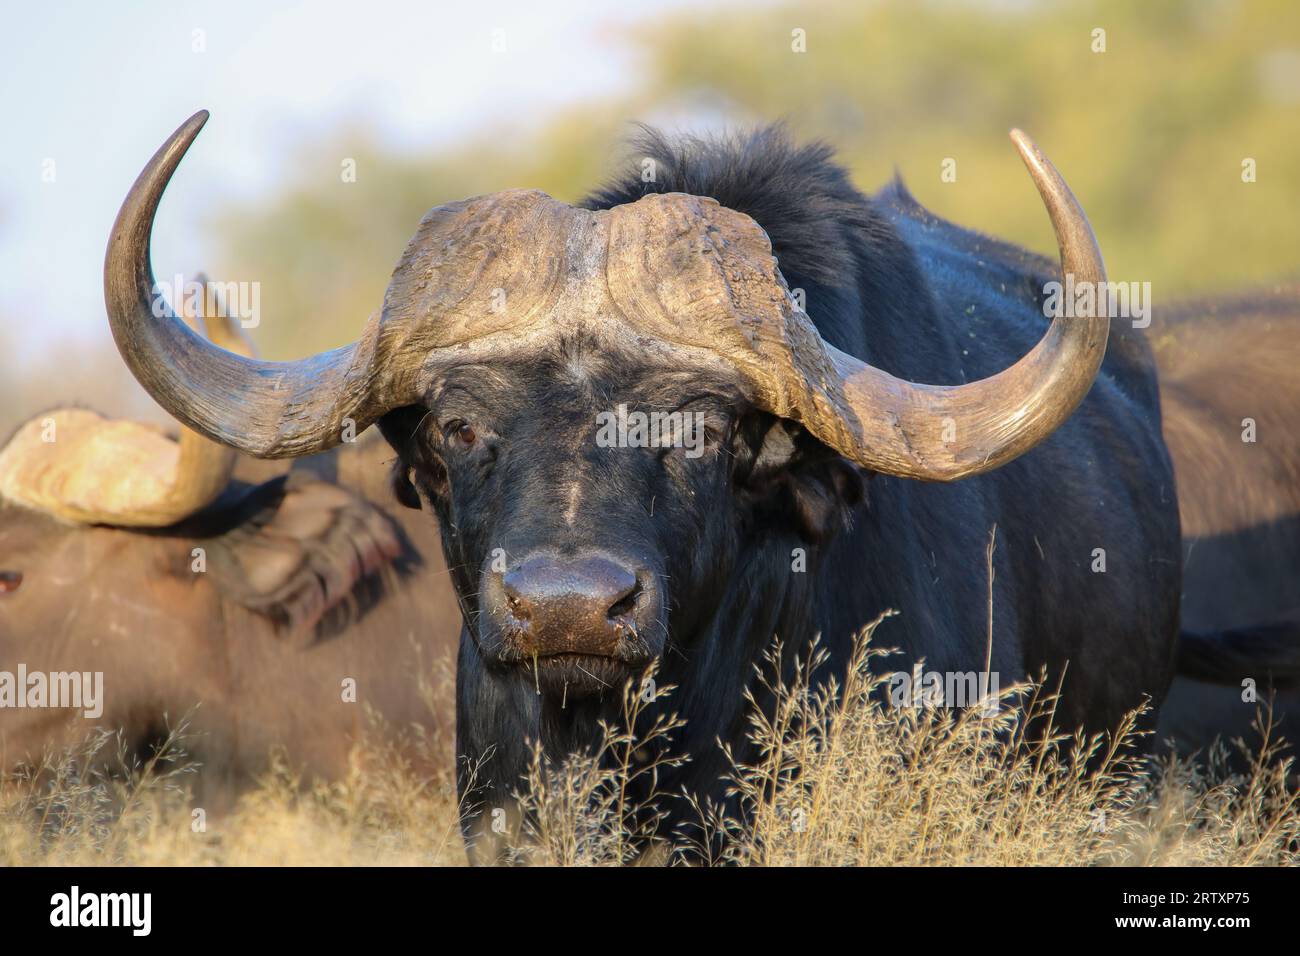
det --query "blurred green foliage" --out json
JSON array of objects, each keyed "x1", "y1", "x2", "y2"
[{"x1": 218, "y1": 0, "x2": 1299, "y2": 362}]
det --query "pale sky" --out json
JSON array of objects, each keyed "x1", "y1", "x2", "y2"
[{"x1": 0, "y1": 0, "x2": 722, "y2": 364}]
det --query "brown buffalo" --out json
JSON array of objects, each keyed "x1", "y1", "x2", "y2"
[
  {"x1": 0, "y1": 295, "x2": 461, "y2": 806},
  {"x1": 1153, "y1": 288, "x2": 1300, "y2": 770}
]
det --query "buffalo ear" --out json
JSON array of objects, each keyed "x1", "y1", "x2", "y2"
[
  {"x1": 735, "y1": 415, "x2": 865, "y2": 542},
  {"x1": 389, "y1": 462, "x2": 423, "y2": 510},
  {"x1": 378, "y1": 406, "x2": 432, "y2": 510},
  {"x1": 787, "y1": 455, "x2": 865, "y2": 543}
]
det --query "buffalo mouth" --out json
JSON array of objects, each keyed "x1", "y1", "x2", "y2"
[{"x1": 519, "y1": 652, "x2": 645, "y2": 699}]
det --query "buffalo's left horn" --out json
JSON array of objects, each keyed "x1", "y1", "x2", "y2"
[
  {"x1": 799, "y1": 130, "x2": 1109, "y2": 481},
  {"x1": 104, "y1": 110, "x2": 405, "y2": 458}
]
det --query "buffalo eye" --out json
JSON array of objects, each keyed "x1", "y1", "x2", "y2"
[{"x1": 445, "y1": 421, "x2": 477, "y2": 447}]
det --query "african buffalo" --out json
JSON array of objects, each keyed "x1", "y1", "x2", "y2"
[
  {"x1": 100, "y1": 113, "x2": 1188, "y2": 859},
  {"x1": 0, "y1": 302, "x2": 461, "y2": 806},
  {"x1": 1151, "y1": 291, "x2": 1300, "y2": 770}
]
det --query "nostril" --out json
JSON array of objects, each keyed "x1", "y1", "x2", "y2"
[
  {"x1": 506, "y1": 592, "x2": 530, "y2": 620},
  {"x1": 607, "y1": 581, "x2": 641, "y2": 620},
  {"x1": 502, "y1": 570, "x2": 532, "y2": 621}
]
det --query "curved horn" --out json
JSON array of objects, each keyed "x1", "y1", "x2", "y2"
[
  {"x1": 812, "y1": 129, "x2": 1109, "y2": 480},
  {"x1": 104, "y1": 111, "x2": 399, "y2": 458},
  {"x1": 160, "y1": 275, "x2": 254, "y2": 523}
]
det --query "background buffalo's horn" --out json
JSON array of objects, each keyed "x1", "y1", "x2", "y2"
[
  {"x1": 0, "y1": 277, "x2": 256, "y2": 527},
  {"x1": 814, "y1": 129, "x2": 1109, "y2": 481},
  {"x1": 104, "y1": 110, "x2": 398, "y2": 458}
]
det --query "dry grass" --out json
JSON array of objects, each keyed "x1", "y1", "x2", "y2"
[
  {"x1": 0, "y1": 716, "x2": 467, "y2": 867},
  {"x1": 3, "y1": 616, "x2": 1297, "y2": 867},
  {"x1": 683, "y1": 618, "x2": 1300, "y2": 866}
]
